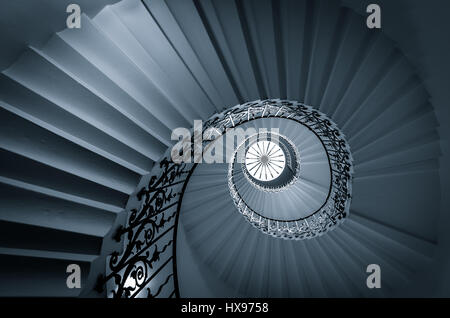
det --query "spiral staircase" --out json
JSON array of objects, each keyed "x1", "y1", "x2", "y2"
[{"x1": 0, "y1": 0, "x2": 448, "y2": 297}]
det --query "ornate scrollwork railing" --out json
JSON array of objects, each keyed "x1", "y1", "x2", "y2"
[
  {"x1": 96, "y1": 158, "x2": 191, "y2": 298},
  {"x1": 99, "y1": 99, "x2": 352, "y2": 297},
  {"x1": 225, "y1": 100, "x2": 353, "y2": 240}
]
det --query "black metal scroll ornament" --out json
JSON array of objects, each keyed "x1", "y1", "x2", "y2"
[
  {"x1": 225, "y1": 100, "x2": 353, "y2": 239},
  {"x1": 98, "y1": 99, "x2": 352, "y2": 297},
  {"x1": 96, "y1": 158, "x2": 189, "y2": 298}
]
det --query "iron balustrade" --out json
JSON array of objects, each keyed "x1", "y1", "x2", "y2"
[{"x1": 98, "y1": 99, "x2": 353, "y2": 298}]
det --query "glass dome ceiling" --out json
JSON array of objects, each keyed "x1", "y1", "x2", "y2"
[{"x1": 244, "y1": 140, "x2": 286, "y2": 182}]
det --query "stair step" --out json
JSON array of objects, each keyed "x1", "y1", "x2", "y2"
[
  {"x1": 0, "y1": 183, "x2": 116, "y2": 237},
  {"x1": 0, "y1": 220, "x2": 103, "y2": 255},
  {"x1": 4, "y1": 47, "x2": 166, "y2": 163},
  {"x1": 0, "y1": 94, "x2": 152, "y2": 176},
  {"x1": 60, "y1": 13, "x2": 194, "y2": 129},
  {"x1": 149, "y1": 0, "x2": 230, "y2": 110},
  {"x1": 40, "y1": 34, "x2": 173, "y2": 147},
  {"x1": 0, "y1": 247, "x2": 97, "y2": 296},
  {"x1": 0, "y1": 106, "x2": 140, "y2": 194},
  {"x1": 352, "y1": 170, "x2": 440, "y2": 244},
  {"x1": 0, "y1": 148, "x2": 127, "y2": 210},
  {"x1": 196, "y1": 0, "x2": 260, "y2": 101}
]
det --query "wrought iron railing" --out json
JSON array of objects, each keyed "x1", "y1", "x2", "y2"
[
  {"x1": 98, "y1": 99, "x2": 352, "y2": 297},
  {"x1": 227, "y1": 100, "x2": 353, "y2": 240},
  {"x1": 95, "y1": 158, "x2": 192, "y2": 298}
]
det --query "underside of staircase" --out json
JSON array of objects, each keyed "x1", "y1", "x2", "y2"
[{"x1": 0, "y1": 0, "x2": 449, "y2": 298}]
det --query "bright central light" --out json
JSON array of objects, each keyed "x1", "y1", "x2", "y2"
[{"x1": 245, "y1": 140, "x2": 286, "y2": 182}]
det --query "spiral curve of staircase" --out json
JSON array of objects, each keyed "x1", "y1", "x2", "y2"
[{"x1": 0, "y1": 0, "x2": 445, "y2": 297}]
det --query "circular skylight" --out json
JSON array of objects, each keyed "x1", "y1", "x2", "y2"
[{"x1": 244, "y1": 140, "x2": 286, "y2": 181}]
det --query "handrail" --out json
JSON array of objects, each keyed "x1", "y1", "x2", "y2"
[{"x1": 98, "y1": 99, "x2": 353, "y2": 298}]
